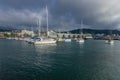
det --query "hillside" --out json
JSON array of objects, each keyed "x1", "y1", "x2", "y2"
[{"x1": 69, "y1": 29, "x2": 120, "y2": 35}]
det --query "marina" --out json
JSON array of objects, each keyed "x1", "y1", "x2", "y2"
[{"x1": 0, "y1": 0, "x2": 120, "y2": 80}]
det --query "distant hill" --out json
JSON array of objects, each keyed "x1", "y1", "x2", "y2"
[
  {"x1": 69, "y1": 29, "x2": 120, "y2": 35},
  {"x1": 0, "y1": 26, "x2": 16, "y2": 32},
  {"x1": 1, "y1": 27, "x2": 120, "y2": 35}
]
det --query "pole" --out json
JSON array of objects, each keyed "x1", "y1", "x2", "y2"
[{"x1": 46, "y1": 6, "x2": 48, "y2": 38}]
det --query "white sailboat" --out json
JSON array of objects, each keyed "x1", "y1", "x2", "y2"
[
  {"x1": 77, "y1": 21, "x2": 85, "y2": 43},
  {"x1": 34, "y1": 38, "x2": 56, "y2": 45},
  {"x1": 106, "y1": 39, "x2": 114, "y2": 44},
  {"x1": 64, "y1": 32, "x2": 72, "y2": 42},
  {"x1": 106, "y1": 31, "x2": 114, "y2": 44},
  {"x1": 33, "y1": 6, "x2": 56, "y2": 45}
]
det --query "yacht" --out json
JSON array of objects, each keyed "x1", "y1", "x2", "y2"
[
  {"x1": 106, "y1": 39, "x2": 114, "y2": 44},
  {"x1": 34, "y1": 38, "x2": 56, "y2": 45},
  {"x1": 77, "y1": 21, "x2": 85, "y2": 43},
  {"x1": 33, "y1": 6, "x2": 56, "y2": 45},
  {"x1": 105, "y1": 31, "x2": 114, "y2": 44},
  {"x1": 77, "y1": 38, "x2": 84, "y2": 43},
  {"x1": 106, "y1": 36, "x2": 114, "y2": 44}
]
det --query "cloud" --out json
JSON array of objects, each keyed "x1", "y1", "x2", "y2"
[
  {"x1": 0, "y1": 0, "x2": 120, "y2": 30},
  {"x1": 58, "y1": 0, "x2": 120, "y2": 29},
  {"x1": 0, "y1": 8, "x2": 47, "y2": 27}
]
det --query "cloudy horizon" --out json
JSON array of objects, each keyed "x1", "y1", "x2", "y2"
[{"x1": 0, "y1": 0, "x2": 120, "y2": 31}]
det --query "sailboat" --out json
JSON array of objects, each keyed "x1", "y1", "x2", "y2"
[
  {"x1": 64, "y1": 32, "x2": 72, "y2": 42},
  {"x1": 106, "y1": 39, "x2": 114, "y2": 44},
  {"x1": 33, "y1": 6, "x2": 56, "y2": 45},
  {"x1": 56, "y1": 29, "x2": 64, "y2": 42},
  {"x1": 77, "y1": 21, "x2": 84, "y2": 43},
  {"x1": 106, "y1": 30, "x2": 114, "y2": 44}
]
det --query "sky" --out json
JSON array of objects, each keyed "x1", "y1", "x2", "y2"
[{"x1": 0, "y1": 0, "x2": 120, "y2": 31}]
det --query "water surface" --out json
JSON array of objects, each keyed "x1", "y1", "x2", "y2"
[{"x1": 0, "y1": 39, "x2": 120, "y2": 80}]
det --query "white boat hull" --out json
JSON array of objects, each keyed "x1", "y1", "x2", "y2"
[
  {"x1": 106, "y1": 40, "x2": 114, "y2": 44},
  {"x1": 64, "y1": 39, "x2": 71, "y2": 42},
  {"x1": 78, "y1": 40, "x2": 84, "y2": 43},
  {"x1": 34, "y1": 40, "x2": 56, "y2": 45},
  {"x1": 77, "y1": 39, "x2": 84, "y2": 43}
]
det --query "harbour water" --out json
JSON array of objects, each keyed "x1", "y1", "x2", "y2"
[{"x1": 1, "y1": 39, "x2": 120, "y2": 80}]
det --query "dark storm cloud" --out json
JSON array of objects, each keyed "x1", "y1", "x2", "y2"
[
  {"x1": 51, "y1": 0, "x2": 120, "y2": 29},
  {"x1": 0, "y1": 0, "x2": 120, "y2": 30}
]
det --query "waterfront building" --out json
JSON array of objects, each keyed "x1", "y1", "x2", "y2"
[{"x1": 19, "y1": 29, "x2": 35, "y2": 37}]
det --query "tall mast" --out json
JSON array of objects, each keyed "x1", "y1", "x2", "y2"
[
  {"x1": 46, "y1": 6, "x2": 48, "y2": 38},
  {"x1": 80, "y1": 20, "x2": 83, "y2": 35},
  {"x1": 38, "y1": 18, "x2": 41, "y2": 37}
]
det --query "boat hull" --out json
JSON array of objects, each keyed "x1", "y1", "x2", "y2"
[
  {"x1": 57, "y1": 38, "x2": 64, "y2": 42},
  {"x1": 34, "y1": 40, "x2": 56, "y2": 45},
  {"x1": 105, "y1": 40, "x2": 114, "y2": 44},
  {"x1": 77, "y1": 39, "x2": 84, "y2": 43},
  {"x1": 64, "y1": 39, "x2": 71, "y2": 42},
  {"x1": 79, "y1": 40, "x2": 84, "y2": 43}
]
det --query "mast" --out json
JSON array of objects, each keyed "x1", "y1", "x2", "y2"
[
  {"x1": 38, "y1": 18, "x2": 41, "y2": 37},
  {"x1": 46, "y1": 6, "x2": 48, "y2": 38},
  {"x1": 80, "y1": 21, "x2": 83, "y2": 37},
  {"x1": 110, "y1": 30, "x2": 112, "y2": 40}
]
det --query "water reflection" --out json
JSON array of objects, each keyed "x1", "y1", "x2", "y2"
[
  {"x1": 79, "y1": 43, "x2": 84, "y2": 48},
  {"x1": 33, "y1": 44, "x2": 57, "y2": 73},
  {"x1": 34, "y1": 44, "x2": 57, "y2": 53}
]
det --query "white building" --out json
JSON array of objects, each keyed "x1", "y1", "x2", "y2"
[{"x1": 21, "y1": 30, "x2": 35, "y2": 37}]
